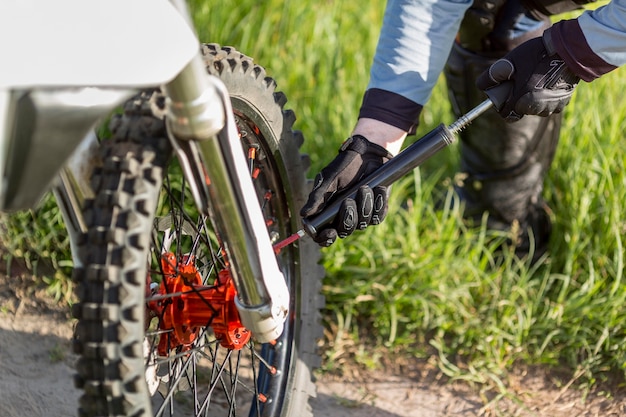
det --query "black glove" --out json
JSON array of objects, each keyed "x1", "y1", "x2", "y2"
[
  {"x1": 476, "y1": 33, "x2": 580, "y2": 122},
  {"x1": 300, "y1": 135, "x2": 392, "y2": 247}
]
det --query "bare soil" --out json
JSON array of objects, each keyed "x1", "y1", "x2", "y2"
[{"x1": 1, "y1": 270, "x2": 625, "y2": 417}]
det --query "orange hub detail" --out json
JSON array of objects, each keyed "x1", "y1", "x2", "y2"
[{"x1": 148, "y1": 252, "x2": 251, "y2": 355}]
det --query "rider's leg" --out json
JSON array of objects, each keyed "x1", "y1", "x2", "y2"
[{"x1": 444, "y1": 3, "x2": 559, "y2": 260}]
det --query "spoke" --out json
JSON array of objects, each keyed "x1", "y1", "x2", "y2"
[
  {"x1": 145, "y1": 285, "x2": 219, "y2": 303},
  {"x1": 154, "y1": 350, "x2": 198, "y2": 417},
  {"x1": 227, "y1": 350, "x2": 243, "y2": 416},
  {"x1": 155, "y1": 335, "x2": 228, "y2": 416},
  {"x1": 200, "y1": 215, "x2": 225, "y2": 273},
  {"x1": 247, "y1": 145, "x2": 258, "y2": 176},
  {"x1": 252, "y1": 347, "x2": 277, "y2": 375},
  {"x1": 160, "y1": 181, "x2": 214, "y2": 252},
  {"x1": 261, "y1": 189, "x2": 272, "y2": 211},
  {"x1": 146, "y1": 328, "x2": 174, "y2": 338},
  {"x1": 196, "y1": 347, "x2": 234, "y2": 414},
  {"x1": 251, "y1": 344, "x2": 261, "y2": 417},
  {"x1": 178, "y1": 175, "x2": 187, "y2": 263},
  {"x1": 188, "y1": 217, "x2": 207, "y2": 265},
  {"x1": 161, "y1": 227, "x2": 175, "y2": 254}
]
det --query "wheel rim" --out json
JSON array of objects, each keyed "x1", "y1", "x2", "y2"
[{"x1": 144, "y1": 112, "x2": 296, "y2": 417}]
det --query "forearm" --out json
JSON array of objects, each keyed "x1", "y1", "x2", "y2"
[{"x1": 352, "y1": 118, "x2": 407, "y2": 156}]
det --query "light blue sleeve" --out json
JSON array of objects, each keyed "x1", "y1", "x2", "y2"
[
  {"x1": 578, "y1": 0, "x2": 626, "y2": 67},
  {"x1": 367, "y1": 0, "x2": 473, "y2": 106}
]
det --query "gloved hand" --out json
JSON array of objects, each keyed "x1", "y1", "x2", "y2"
[
  {"x1": 300, "y1": 135, "x2": 392, "y2": 247},
  {"x1": 476, "y1": 33, "x2": 580, "y2": 122}
]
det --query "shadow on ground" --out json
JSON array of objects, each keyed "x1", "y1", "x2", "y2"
[{"x1": 0, "y1": 325, "x2": 79, "y2": 417}]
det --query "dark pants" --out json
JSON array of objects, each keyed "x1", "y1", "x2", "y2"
[{"x1": 443, "y1": 1, "x2": 559, "y2": 258}]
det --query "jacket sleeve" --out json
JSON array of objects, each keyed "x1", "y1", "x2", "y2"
[
  {"x1": 579, "y1": 0, "x2": 626, "y2": 67},
  {"x1": 358, "y1": 0, "x2": 473, "y2": 133},
  {"x1": 548, "y1": 0, "x2": 625, "y2": 82}
]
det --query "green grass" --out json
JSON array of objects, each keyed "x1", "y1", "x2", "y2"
[
  {"x1": 0, "y1": 194, "x2": 73, "y2": 302},
  {"x1": 188, "y1": 0, "x2": 385, "y2": 171},
  {"x1": 188, "y1": 0, "x2": 626, "y2": 391},
  {"x1": 3, "y1": 0, "x2": 624, "y2": 400}
]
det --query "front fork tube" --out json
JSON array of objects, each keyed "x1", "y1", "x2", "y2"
[
  {"x1": 163, "y1": 54, "x2": 290, "y2": 343},
  {"x1": 52, "y1": 130, "x2": 99, "y2": 269}
]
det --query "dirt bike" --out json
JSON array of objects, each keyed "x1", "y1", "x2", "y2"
[{"x1": 0, "y1": 1, "x2": 324, "y2": 416}]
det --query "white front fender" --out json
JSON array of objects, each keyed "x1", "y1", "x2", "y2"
[{"x1": 0, "y1": 0, "x2": 199, "y2": 89}]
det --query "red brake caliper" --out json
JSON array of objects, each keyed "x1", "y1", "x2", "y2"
[{"x1": 148, "y1": 252, "x2": 251, "y2": 356}]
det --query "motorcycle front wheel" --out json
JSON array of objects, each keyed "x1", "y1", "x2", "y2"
[{"x1": 72, "y1": 44, "x2": 324, "y2": 417}]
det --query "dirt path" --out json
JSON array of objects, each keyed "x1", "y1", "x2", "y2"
[
  {"x1": 1, "y1": 272, "x2": 624, "y2": 417},
  {"x1": 0, "y1": 273, "x2": 77, "y2": 417}
]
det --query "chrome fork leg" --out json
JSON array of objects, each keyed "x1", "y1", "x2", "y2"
[
  {"x1": 163, "y1": 54, "x2": 290, "y2": 342},
  {"x1": 52, "y1": 130, "x2": 99, "y2": 269}
]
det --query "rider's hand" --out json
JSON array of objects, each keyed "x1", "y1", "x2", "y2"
[
  {"x1": 476, "y1": 33, "x2": 580, "y2": 122},
  {"x1": 300, "y1": 135, "x2": 392, "y2": 247}
]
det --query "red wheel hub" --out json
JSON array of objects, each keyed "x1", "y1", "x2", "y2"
[{"x1": 148, "y1": 252, "x2": 251, "y2": 355}]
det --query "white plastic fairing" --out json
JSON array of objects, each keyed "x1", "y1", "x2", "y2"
[{"x1": 0, "y1": 0, "x2": 199, "y2": 89}]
